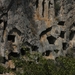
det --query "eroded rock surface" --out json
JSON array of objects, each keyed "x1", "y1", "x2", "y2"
[{"x1": 0, "y1": 0, "x2": 75, "y2": 60}]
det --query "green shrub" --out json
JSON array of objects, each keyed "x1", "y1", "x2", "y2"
[
  {"x1": 1, "y1": 45, "x2": 75, "y2": 75},
  {"x1": 0, "y1": 65, "x2": 7, "y2": 74}
]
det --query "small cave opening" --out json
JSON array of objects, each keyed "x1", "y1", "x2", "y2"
[
  {"x1": 42, "y1": 0, "x2": 45, "y2": 17},
  {"x1": 20, "y1": 48, "x2": 26, "y2": 56},
  {"x1": 7, "y1": 35, "x2": 15, "y2": 42},
  {"x1": 47, "y1": 36, "x2": 56, "y2": 44},
  {"x1": 0, "y1": 20, "x2": 3, "y2": 23},
  {"x1": 31, "y1": 46, "x2": 38, "y2": 51},
  {"x1": 45, "y1": 50, "x2": 51, "y2": 56},
  {"x1": 63, "y1": 43, "x2": 68, "y2": 50},
  {"x1": 69, "y1": 31, "x2": 75, "y2": 40},
  {"x1": 40, "y1": 27, "x2": 52, "y2": 38},
  {"x1": 36, "y1": 0, "x2": 39, "y2": 9},
  {"x1": 58, "y1": 21, "x2": 65, "y2": 26},
  {"x1": 8, "y1": 52, "x2": 20, "y2": 60},
  {"x1": 60, "y1": 31, "x2": 65, "y2": 38}
]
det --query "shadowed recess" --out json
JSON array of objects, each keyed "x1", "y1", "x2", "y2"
[
  {"x1": 58, "y1": 21, "x2": 65, "y2": 26},
  {"x1": 63, "y1": 43, "x2": 68, "y2": 50},
  {"x1": 69, "y1": 31, "x2": 75, "y2": 40},
  {"x1": 60, "y1": 31, "x2": 65, "y2": 38},
  {"x1": 47, "y1": 36, "x2": 56, "y2": 44},
  {"x1": 8, "y1": 52, "x2": 20, "y2": 60},
  {"x1": 7, "y1": 35, "x2": 15, "y2": 42},
  {"x1": 31, "y1": 45, "x2": 38, "y2": 51},
  {"x1": 36, "y1": 0, "x2": 39, "y2": 9},
  {"x1": 0, "y1": 20, "x2": 3, "y2": 23},
  {"x1": 20, "y1": 48, "x2": 26, "y2": 55},
  {"x1": 45, "y1": 50, "x2": 52, "y2": 56},
  {"x1": 40, "y1": 27, "x2": 52, "y2": 37}
]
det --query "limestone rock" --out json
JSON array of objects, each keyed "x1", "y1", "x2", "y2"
[{"x1": 0, "y1": 0, "x2": 75, "y2": 60}]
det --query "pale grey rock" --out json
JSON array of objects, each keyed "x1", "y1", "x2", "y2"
[{"x1": 0, "y1": 0, "x2": 75, "y2": 60}]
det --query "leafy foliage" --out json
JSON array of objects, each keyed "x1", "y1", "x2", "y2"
[
  {"x1": 0, "y1": 46, "x2": 75, "y2": 75},
  {"x1": 0, "y1": 64, "x2": 7, "y2": 74},
  {"x1": 11, "y1": 55, "x2": 75, "y2": 75}
]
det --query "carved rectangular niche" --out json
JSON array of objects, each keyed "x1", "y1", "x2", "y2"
[{"x1": 7, "y1": 35, "x2": 15, "y2": 42}]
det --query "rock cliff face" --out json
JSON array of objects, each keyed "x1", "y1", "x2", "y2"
[{"x1": 0, "y1": 0, "x2": 75, "y2": 60}]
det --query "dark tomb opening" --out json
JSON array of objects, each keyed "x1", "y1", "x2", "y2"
[
  {"x1": 46, "y1": 50, "x2": 51, "y2": 56},
  {"x1": 42, "y1": 0, "x2": 45, "y2": 17},
  {"x1": 63, "y1": 43, "x2": 68, "y2": 50},
  {"x1": 69, "y1": 31, "x2": 75, "y2": 40},
  {"x1": 40, "y1": 27, "x2": 52, "y2": 38},
  {"x1": 7, "y1": 35, "x2": 15, "y2": 42},
  {"x1": 8, "y1": 52, "x2": 20, "y2": 60},
  {"x1": 58, "y1": 21, "x2": 65, "y2": 26},
  {"x1": 31, "y1": 46, "x2": 38, "y2": 51},
  {"x1": 60, "y1": 31, "x2": 65, "y2": 38},
  {"x1": 47, "y1": 36, "x2": 56, "y2": 44},
  {"x1": 0, "y1": 20, "x2": 3, "y2": 23},
  {"x1": 20, "y1": 48, "x2": 26, "y2": 55},
  {"x1": 36, "y1": 0, "x2": 39, "y2": 9}
]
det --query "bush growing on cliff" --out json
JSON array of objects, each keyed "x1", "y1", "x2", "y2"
[
  {"x1": 0, "y1": 64, "x2": 7, "y2": 74},
  {"x1": 10, "y1": 46, "x2": 75, "y2": 75},
  {"x1": 10, "y1": 55, "x2": 75, "y2": 75}
]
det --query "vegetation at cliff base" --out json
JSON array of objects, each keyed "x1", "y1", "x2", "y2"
[{"x1": 0, "y1": 47, "x2": 75, "y2": 75}]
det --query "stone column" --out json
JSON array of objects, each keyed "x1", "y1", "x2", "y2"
[
  {"x1": 59, "y1": 0, "x2": 67, "y2": 21},
  {"x1": 48, "y1": 1, "x2": 51, "y2": 19},
  {"x1": 44, "y1": 0, "x2": 48, "y2": 18},
  {"x1": 38, "y1": 0, "x2": 43, "y2": 18},
  {"x1": 0, "y1": 22, "x2": 5, "y2": 57},
  {"x1": 49, "y1": 0, "x2": 55, "y2": 20}
]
